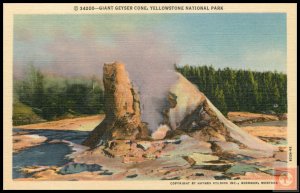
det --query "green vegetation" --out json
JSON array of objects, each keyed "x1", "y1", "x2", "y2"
[
  {"x1": 13, "y1": 64, "x2": 287, "y2": 125},
  {"x1": 176, "y1": 65, "x2": 287, "y2": 115},
  {"x1": 14, "y1": 65, "x2": 105, "y2": 124},
  {"x1": 13, "y1": 100, "x2": 45, "y2": 125}
]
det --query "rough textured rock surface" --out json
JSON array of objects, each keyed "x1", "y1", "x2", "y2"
[
  {"x1": 15, "y1": 63, "x2": 286, "y2": 181},
  {"x1": 82, "y1": 62, "x2": 149, "y2": 148},
  {"x1": 83, "y1": 63, "x2": 276, "y2": 156},
  {"x1": 166, "y1": 73, "x2": 276, "y2": 154}
]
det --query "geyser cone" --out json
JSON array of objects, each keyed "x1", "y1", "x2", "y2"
[
  {"x1": 83, "y1": 63, "x2": 276, "y2": 157},
  {"x1": 165, "y1": 73, "x2": 276, "y2": 154},
  {"x1": 82, "y1": 62, "x2": 149, "y2": 148}
]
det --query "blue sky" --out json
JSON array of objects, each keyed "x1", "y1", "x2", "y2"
[{"x1": 14, "y1": 13, "x2": 287, "y2": 77}]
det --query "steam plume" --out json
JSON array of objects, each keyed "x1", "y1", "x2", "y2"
[{"x1": 14, "y1": 31, "x2": 180, "y2": 132}]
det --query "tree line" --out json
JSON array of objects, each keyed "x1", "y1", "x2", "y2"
[
  {"x1": 176, "y1": 65, "x2": 287, "y2": 115},
  {"x1": 14, "y1": 65, "x2": 105, "y2": 120},
  {"x1": 14, "y1": 64, "x2": 287, "y2": 122}
]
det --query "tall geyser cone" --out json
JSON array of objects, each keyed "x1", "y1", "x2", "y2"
[{"x1": 82, "y1": 62, "x2": 149, "y2": 148}]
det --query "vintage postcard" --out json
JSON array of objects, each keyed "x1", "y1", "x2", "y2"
[{"x1": 3, "y1": 3, "x2": 297, "y2": 190}]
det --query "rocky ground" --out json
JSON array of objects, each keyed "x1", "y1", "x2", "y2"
[
  {"x1": 13, "y1": 132, "x2": 47, "y2": 153},
  {"x1": 227, "y1": 112, "x2": 287, "y2": 125},
  {"x1": 14, "y1": 115, "x2": 104, "y2": 131},
  {"x1": 13, "y1": 114, "x2": 287, "y2": 181}
]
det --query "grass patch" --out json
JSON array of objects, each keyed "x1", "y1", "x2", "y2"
[{"x1": 13, "y1": 101, "x2": 45, "y2": 126}]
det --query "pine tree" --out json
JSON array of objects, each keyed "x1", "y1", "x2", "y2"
[
  {"x1": 176, "y1": 65, "x2": 287, "y2": 114},
  {"x1": 214, "y1": 86, "x2": 227, "y2": 114}
]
